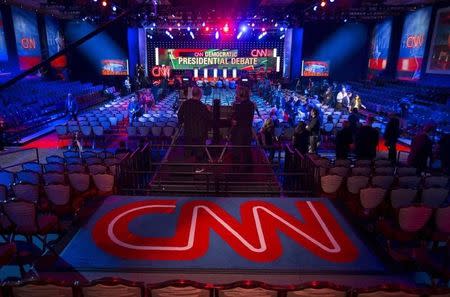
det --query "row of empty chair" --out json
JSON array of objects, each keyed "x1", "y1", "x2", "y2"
[{"x1": 0, "y1": 278, "x2": 449, "y2": 297}]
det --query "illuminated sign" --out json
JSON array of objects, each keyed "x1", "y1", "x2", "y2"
[
  {"x1": 406, "y1": 34, "x2": 425, "y2": 48},
  {"x1": 151, "y1": 65, "x2": 171, "y2": 77},
  {"x1": 93, "y1": 199, "x2": 358, "y2": 262}
]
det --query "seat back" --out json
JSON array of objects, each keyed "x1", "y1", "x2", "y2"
[
  {"x1": 0, "y1": 171, "x2": 15, "y2": 188},
  {"x1": 398, "y1": 206, "x2": 432, "y2": 233},
  {"x1": 3, "y1": 200, "x2": 37, "y2": 234},
  {"x1": 321, "y1": 175, "x2": 343, "y2": 194},
  {"x1": 397, "y1": 167, "x2": 417, "y2": 177},
  {"x1": 44, "y1": 163, "x2": 65, "y2": 173},
  {"x1": 43, "y1": 173, "x2": 66, "y2": 185},
  {"x1": 89, "y1": 164, "x2": 108, "y2": 175},
  {"x1": 390, "y1": 188, "x2": 417, "y2": 208},
  {"x1": 16, "y1": 170, "x2": 40, "y2": 185},
  {"x1": 46, "y1": 155, "x2": 65, "y2": 164},
  {"x1": 371, "y1": 175, "x2": 394, "y2": 189},
  {"x1": 374, "y1": 167, "x2": 395, "y2": 176},
  {"x1": 217, "y1": 287, "x2": 278, "y2": 297},
  {"x1": 360, "y1": 187, "x2": 386, "y2": 210},
  {"x1": 435, "y1": 206, "x2": 450, "y2": 234},
  {"x1": 424, "y1": 176, "x2": 449, "y2": 188},
  {"x1": 81, "y1": 279, "x2": 144, "y2": 297},
  {"x1": 10, "y1": 282, "x2": 74, "y2": 297},
  {"x1": 351, "y1": 167, "x2": 371, "y2": 177},
  {"x1": 68, "y1": 173, "x2": 90, "y2": 192},
  {"x1": 347, "y1": 176, "x2": 370, "y2": 194},
  {"x1": 421, "y1": 188, "x2": 449, "y2": 208},
  {"x1": 22, "y1": 162, "x2": 42, "y2": 174},
  {"x1": 328, "y1": 166, "x2": 349, "y2": 177},
  {"x1": 13, "y1": 184, "x2": 39, "y2": 202},
  {"x1": 45, "y1": 184, "x2": 71, "y2": 206},
  {"x1": 92, "y1": 174, "x2": 114, "y2": 192},
  {"x1": 398, "y1": 176, "x2": 421, "y2": 189}
]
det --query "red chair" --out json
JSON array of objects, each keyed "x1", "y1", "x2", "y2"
[
  {"x1": 6, "y1": 279, "x2": 76, "y2": 297},
  {"x1": 284, "y1": 281, "x2": 350, "y2": 297},
  {"x1": 79, "y1": 277, "x2": 145, "y2": 297},
  {"x1": 353, "y1": 284, "x2": 424, "y2": 296},
  {"x1": 147, "y1": 280, "x2": 214, "y2": 297},
  {"x1": 216, "y1": 280, "x2": 281, "y2": 297}
]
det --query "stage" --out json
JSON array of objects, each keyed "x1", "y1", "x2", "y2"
[{"x1": 53, "y1": 196, "x2": 385, "y2": 275}]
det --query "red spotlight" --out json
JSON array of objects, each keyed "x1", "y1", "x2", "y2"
[
  {"x1": 102, "y1": 0, "x2": 107, "y2": 6},
  {"x1": 168, "y1": 27, "x2": 172, "y2": 31},
  {"x1": 262, "y1": 27, "x2": 266, "y2": 32},
  {"x1": 223, "y1": 23, "x2": 229, "y2": 33},
  {"x1": 205, "y1": 26, "x2": 210, "y2": 31},
  {"x1": 320, "y1": 1, "x2": 326, "y2": 7}
]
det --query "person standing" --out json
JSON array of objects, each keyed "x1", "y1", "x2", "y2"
[
  {"x1": 65, "y1": 93, "x2": 78, "y2": 120},
  {"x1": 260, "y1": 117, "x2": 275, "y2": 162},
  {"x1": 407, "y1": 124, "x2": 435, "y2": 174},
  {"x1": 335, "y1": 121, "x2": 353, "y2": 159},
  {"x1": 355, "y1": 116, "x2": 379, "y2": 160},
  {"x1": 336, "y1": 85, "x2": 351, "y2": 111},
  {"x1": 128, "y1": 96, "x2": 141, "y2": 126},
  {"x1": 384, "y1": 114, "x2": 401, "y2": 164},
  {"x1": 292, "y1": 121, "x2": 310, "y2": 155},
  {"x1": 231, "y1": 86, "x2": 256, "y2": 169},
  {"x1": 178, "y1": 87, "x2": 212, "y2": 173},
  {"x1": 306, "y1": 108, "x2": 321, "y2": 154},
  {"x1": 124, "y1": 76, "x2": 131, "y2": 94}
]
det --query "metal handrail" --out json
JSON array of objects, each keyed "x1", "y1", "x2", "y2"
[{"x1": 0, "y1": 148, "x2": 40, "y2": 169}]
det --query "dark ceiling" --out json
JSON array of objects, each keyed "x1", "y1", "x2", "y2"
[{"x1": 6, "y1": 0, "x2": 445, "y2": 27}]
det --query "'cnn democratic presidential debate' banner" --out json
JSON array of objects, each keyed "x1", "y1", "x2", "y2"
[
  {"x1": 368, "y1": 18, "x2": 392, "y2": 77},
  {"x1": 12, "y1": 7, "x2": 42, "y2": 70},
  {"x1": 45, "y1": 16, "x2": 67, "y2": 68},
  {"x1": 157, "y1": 48, "x2": 279, "y2": 71},
  {"x1": 397, "y1": 7, "x2": 432, "y2": 80},
  {"x1": 426, "y1": 6, "x2": 450, "y2": 75},
  {"x1": 0, "y1": 12, "x2": 8, "y2": 62}
]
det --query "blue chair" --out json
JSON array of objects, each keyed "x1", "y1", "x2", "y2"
[
  {"x1": 16, "y1": 170, "x2": 40, "y2": 185},
  {"x1": 22, "y1": 162, "x2": 42, "y2": 174},
  {"x1": 44, "y1": 163, "x2": 65, "y2": 173},
  {"x1": 63, "y1": 151, "x2": 80, "y2": 158},
  {"x1": 46, "y1": 155, "x2": 65, "y2": 164}
]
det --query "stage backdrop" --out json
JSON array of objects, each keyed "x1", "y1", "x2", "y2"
[
  {"x1": 11, "y1": 7, "x2": 42, "y2": 70},
  {"x1": 45, "y1": 16, "x2": 67, "y2": 68},
  {"x1": 396, "y1": 7, "x2": 432, "y2": 80},
  {"x1": 426, "y1": 6, "x2": 450, "y2": 75},
  {"x1": 368, "y1": 18, "x2": 392, "y2": 78},
  {"x1": 0, "y1": 12, "x2": 8, "y2": 63},
  {"x1": 147, "y1": 38, "x2": 284, "y2": 77}
]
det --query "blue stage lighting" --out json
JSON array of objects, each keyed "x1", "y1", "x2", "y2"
[
  {"x1": 280, "y1": 34, "x2": 285, "y2": 39},
  {"x1": 330, "y1": 0, "x2": 335, "y2": 2},
  {"x1": 313, "y1": 5, "x2": 318, "y2": 11},
  {"x1": 112, "y1": 5, "x2": 117, "y2": 11},
  {"x1": 237, "y1": 31, "x2": 243, "y2": 39},
  {"x1": 240, "y1": 25, "x2": 248, "y2": 32},
  {"x1": 215, "y1": 31, "x2": 219, "y2": 40},
  {"x1": 165, "y1": 30, "x2": 173, "y2": 39},
  {"x1": 190, "y1": 31, "x2": 195, "y2": 39},
  {"x1": 187, "y1": 26, "x2": 191, "y2": 31},
  {"x1": 258, "y1": 31, "x2": 267, "y2": 40}
]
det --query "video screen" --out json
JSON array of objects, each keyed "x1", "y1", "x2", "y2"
[
  {"x1": 0, "y1": 13, "x2": 8, "y2": 62},
  {"x1": 301, "y1": 60, "x2": 330, "y2": 77},
  {"x1": 426, "y1": 6, "x2": 450, "y2": 74},
  {"x1": 101, "y1": 59, "x2": 129, "y2": 76},
  {"x1": 368, "y1": 18, "x2": 392, "y2": 76},
  {"x1": 157, "y1": 48, "x2": 278, "y2": 71},
  {"x1": 45, "y1": 16, "x2": 67, "y2": 68},
  {"x1": 397, "y1": 7, "x2": 432, "y2": 80},
  {"x1": 12, "y1": 7, "x2": 42, "y2": 70}
]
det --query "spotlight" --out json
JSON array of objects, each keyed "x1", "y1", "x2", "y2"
[
  {"x1": 258, "y1": 31, "x2": 267, "y2": 40},
  {"x1": 320, "y1": 1, "x2": 326, "y2": 7},
  {"x1": 313, "y1": 5, "x2": 317, "y2": 11},
  {"x1": 112, "y1": 5, "x2": 116, "y2": 11},
  {"x1": 280, "y1": 34, "x2": 285, "y2": 39},
  {"x1": 344, "y1": 18, "x2": 347, "y2": 22},
  {"x1": 93, "y1": 0, "x2": 97, "y2": 2},
  {"x1": 168, "y1": 27, "x2": 172, "y2": 31},
  {"x1": 190, "y1": 31, "x2": 195, "y2": 39},
  {"x1": 251, "y1": 23, "x2": 255, "y2": 27},
  {"x1": 274, "y1": 23, "x2": 278, "y2": 27},
  {"x1": 215, "y1": 31, "x2": 219, "y2": 40},
  {"x1": 262, "y1": 27, "x2": 266, "y2": 32},
  {"x1": 177, "y1": 22, "x2": 181, "y2": 27},
  {"x1": 165, "y1": 30, "x2": 173, "y2": 39},
  {"x1": 205, "y1": 26, "x2": 209, "y2": 31},
  {"x1": 187, "y1": 26, "x2": 191, "y2": 31},
  {"x1": 279, "y1": 27, "x2": 284, "y2": 32},
  {"x1": 240, "y1": 25, "x2": 248, "y2": 32},
  {"x1": 101, "y1": 1, "x2": 107, "y2": 6},
  {"x1": 223, "y1": 24, "x2": 229, "y2": 33},
  {"x1": 202, "y1": 22, "x2": 206, "y2": 27},
  {"x1": 330, "y1": 0, "x2": 335, "y2": 2},
  {"x1": 237, "y1": 31, "x2": 243, "y2": 39}
]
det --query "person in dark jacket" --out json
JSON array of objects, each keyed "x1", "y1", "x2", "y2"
[
  {"x1": 383, "y1": 114, "x2": 401, "y2": 164},
  {"x1": 66, "y1": 93, "x2": 79, "y2": 120},
  {"x1": 231, "y1": 86, "x2": 256, "y2": 168},
  {"x1": 355, "y1": 116, "x2": 379, "y2": 160},
  {"x1": 407, "y1": 124, "x2": 435, "y2": 174},
  {"x1": 292, "y1": 121, "x2": 310, "y2": 155},
  {"x1": 178, "y1": 87, "x2": 212, "y2": 172},
  {"x1": 335, "y1": 121, "x2": 353, "y2": 159},
  {"x1": 306, "y1": 108, "x2": 321, "y2": 154}
]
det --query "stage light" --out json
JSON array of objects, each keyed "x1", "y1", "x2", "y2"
[
  {"x1": 320, "y1": 1, "x2": 326, "y2": 7},
  {"x1": 240, "y1": 25, "x2": 248, "y2": 32},
  {"x1": 101, "y1": 1, "x2": 107, "y2": 6},
  {"x1": 274, "y1": 23, "x2": 278, "y2": 27},
  {"x1": 279, "y1": 27, "x2": 284, "y2": 32},
  {"x1": 330, "y1": 0, "x2": 335, "y2": 2},
  {"x1": 190, "y1": 31, "x2": 195, "y2": 39},
  {"x1": 280, "y1": 34, "x2": 285, "y2": 39},
  {"x1": 177, "y1": 22, "x2": 181, "y2": 27},
  {"x1": 202, "y1": 22, "x2": 206, "y2": 27},
  {"x1": 262, "y1": 27, "x2": 266, "y2": 32},
  {"x1": 112, "y1": 5, "x2": 116, "y2": 11},
  {"x1": 165, "y1": 30, "x2": 173, "y2": 39},
  {"x1": 344, "y1": 18, "x2": 348, "y2": 22},
  {"x1": 168, "y1": 27, "x2": 172, "y2": 31},
  {"x1": 237, "y1": 31, "x2": 243, "y2": 39},
  {"x1": 187, "y1": 26, "x2": 190, "y2": 31},
  {"x1": 258, "y1": 31, "x2": 267, "y2": 40},
  {"x1": 313, "y1": 5, "x2": 317, "y2": 11},
  {"x1": 93, "y1": 0, "x2": 97, "y2": 2},
  {"x1": 205, "y1": 26, "x2": 209, "y2": 31},
  {"x1": 223, "y1": 24, "x2": 229, "y2": 33},
  {"x1": 215, "y1": 31, "x2": 219, "y2": 40},
  {"x1": 251, "y1": 23, "x2": 255, "y2": 27}
]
